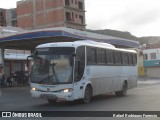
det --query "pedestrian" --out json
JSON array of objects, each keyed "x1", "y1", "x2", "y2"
[
  {"x1": 1, "y1": 75, "x2": 6, "y2": 87},
  {"x1": 7, "y1": 76, "x2": 11, "y2": 87},
  {"x1": 0, "y1": 75, "x2": 2, "y2": 87},
  {"x1": 10, "y1": 77, "x2": 13, "y2": 87}
]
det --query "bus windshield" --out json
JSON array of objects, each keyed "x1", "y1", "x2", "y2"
[{"x1": 30, "y1": 47, "x2": 75, "y2": 84}]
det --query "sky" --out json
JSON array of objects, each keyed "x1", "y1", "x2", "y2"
[{"x1": 0, "y1": 0, "x2": 160, "y2": 37}]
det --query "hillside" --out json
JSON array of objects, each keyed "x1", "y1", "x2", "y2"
[
  {"x1": 139, "y1": 36, "x2": 160, "y2": 45},
  {"x1": 87, "y1": 29, "x2": 160, "y2": 45}
]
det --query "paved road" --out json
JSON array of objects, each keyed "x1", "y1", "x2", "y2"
[{"x1": 0, "y1": 79, "x2": 160, "y2": 120}]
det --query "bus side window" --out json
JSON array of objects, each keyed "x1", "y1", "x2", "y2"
[
  {"x1": 75, "y1": 46, "x2": 85, "y2": 82},
  {"x1": 114, "y1": 51, "x2": 122, "y2": 65},
  {"x1": 97, "y1": 49, "x2": 106, "y2": 64},
  {"x1": 91, "y1": 48, "x2": 97, "y2": 64},
  {"x1": 133, "y1": 54, "x2": 137, "y2": 65},
  {"x1": 128, "y1": 53, "x2": 133, "y2": 65},
  {"x1": 122, "y1": 52, "x2": 129, "y2": 65},
  {"x1": 87, "y1": 47, "x2": 97, "y2": 64},
  {"x1": 101, "y1": 50, "x2": 106, "y2": 64},
  {"x1": 106, "y1": 50, "x2": 114, "y2": 64},
  {"x1": 87, "y1": 47, "x2": 92, "y2": 63}
]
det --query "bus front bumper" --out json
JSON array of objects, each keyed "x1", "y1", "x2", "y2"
[{"x1": 31, "y1": 90, "x2": 74, "y2": 101}]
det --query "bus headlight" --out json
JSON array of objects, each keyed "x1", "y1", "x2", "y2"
[
  {"x1": 62, "y1": 88, "x2": 73, "y2": 93},
  {"x1": 32, "y1": 87, "x2": 38, "y2": 91}
]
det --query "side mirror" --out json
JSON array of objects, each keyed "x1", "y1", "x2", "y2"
[
  {"x1": 27, "y1": 56, "x2": 33, "y2": 68},
  {"x1": 33, "y1": 50, "x2": 38, "y2": 56}
]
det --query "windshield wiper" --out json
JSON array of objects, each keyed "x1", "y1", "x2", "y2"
[
  {"x1": 34, "y1": 61, "x2": 60, "y2": 84},
  {"x1": 38, "y1": 75, "x2": 55, "y2": 84}
]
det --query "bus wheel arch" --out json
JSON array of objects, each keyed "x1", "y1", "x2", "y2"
[
  {"x1": 115, "y1": 80, "x2": 128, "y2": 97},
  {"x1": 83, "y1": 84, "x2": 93, "y2": 104}
]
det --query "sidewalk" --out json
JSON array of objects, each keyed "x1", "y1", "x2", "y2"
[{"x1": 138, "y1": 77, "x2": 160, "y2": 84}]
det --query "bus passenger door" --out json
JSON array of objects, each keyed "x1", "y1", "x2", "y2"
[{"x1": 73, "y1": 46, "x2": 85, "y2": 100}]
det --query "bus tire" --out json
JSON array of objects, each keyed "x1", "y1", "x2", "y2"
[
  {"x1": 83, "y1": 85, "x2": 92, "y2": 104},
  {"x1": 115, "y1": 82, "x2": 128, "y2": 97}
]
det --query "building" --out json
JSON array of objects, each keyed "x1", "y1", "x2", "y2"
[
  {"x1": 0, "y1": 8, "x2": 17, "y2": 27},
  {"x1": 1, "y1": 49, "x2": 30, "y2": 77},
  {"x1": 17, "y1": 0, "x2": 86, "y2": 30},
  {"x1": 6, "y1": 8, "x2": 17, "y2": 27},
  {"x1": 143, "y1": 44, "x2": 160, "y2": 78},
  {"x1": 0, "y1": 8, "x2": 6, "y2": 26}
]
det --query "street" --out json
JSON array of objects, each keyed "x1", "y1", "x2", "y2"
[{"x1": 0, "y1": 79, "x2": 160, "y2": 119}]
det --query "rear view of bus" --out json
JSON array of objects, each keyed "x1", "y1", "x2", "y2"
[{"x1": 29, "y1": 40, "x2": 138, "y2": 104}]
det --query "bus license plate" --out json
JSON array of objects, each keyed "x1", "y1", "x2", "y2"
[{"x1": 40, "y1": 94, "x2": 56, "y2": 99}]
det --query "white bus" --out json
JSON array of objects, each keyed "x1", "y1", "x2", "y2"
[{"x1": 29, "y1": 40, "x2": 138, "y2": 103}]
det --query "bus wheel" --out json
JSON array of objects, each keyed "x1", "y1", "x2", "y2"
[
  {"x1": 47, "y1": 99, "x2": 56, "y2": 104},
  {"x1": 115, "y1": 82, "x2": 128, "y2": 97},
  {"x1": 83, "y1": 86, "x2": 92, "y2": 103}
]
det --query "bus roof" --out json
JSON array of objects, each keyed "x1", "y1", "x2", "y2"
[{"x1": 36, "y1": 40, "x2": 137, "y2": 53}]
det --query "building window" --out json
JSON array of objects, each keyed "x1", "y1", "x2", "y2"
[
  {"x1": 66, "y1": 12, "x2": 71, "y2": 21},
  {"x1": 0, "y1": 13, "x2": 3, "y2": 17},
  {"x1": 78, "y1": 1, "x2": 83, "y2": 9},
  {"x1": 144, "y1": 54, "x2": 148, "y2": 60},
  {"x1": 11, "y1": 9, "x2": 17, "y2": 19},
  {"x1": 71, "y1": 13, "x2": 74, "y2": 21},
  {"x1": 12, "y1": 20, "x2": 17, "y2": 27},
  {"x1": 150, "y1": 53, "x2": 156, "y2": 59},
  {"x1": 65, "y1": 0, "x2": 70, "y2": 6},
  {"x1": 79, "y1": 15, "x2": 84, "y2": 24},
  {"x1": 75, "y1": 0, "x2": 77, "y2": 5},
  {"x1": 0, "y1": 13, "x2": 4, "y2": 20}
]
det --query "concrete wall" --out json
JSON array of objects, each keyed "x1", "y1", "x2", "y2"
[
  {"x1": 17, "y1": 0, "x2": 34, "y2": 29},
  {"x1": 17, "y1": 0, "x2": 85, "y2": 30},
  {"x1": 145, "y1": 67, "x2": 160, "y2": 78}
]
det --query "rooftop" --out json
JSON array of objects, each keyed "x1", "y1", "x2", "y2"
[{"x1": 0, "y1": 27, "x2": 139, "y2": 50}]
